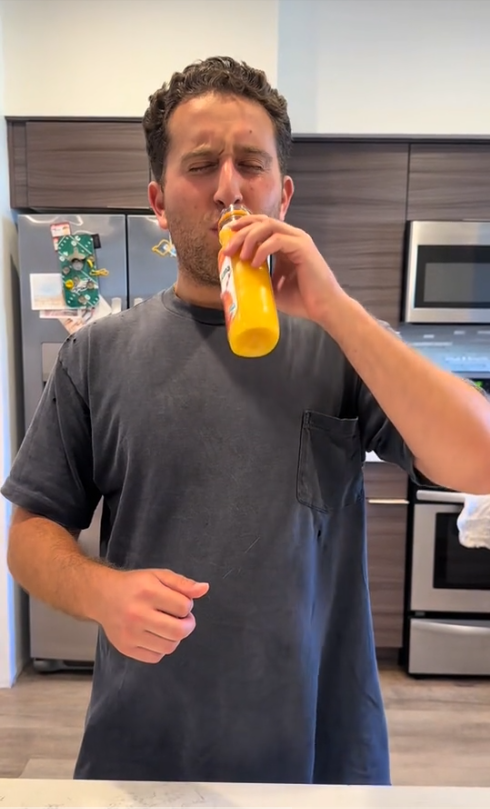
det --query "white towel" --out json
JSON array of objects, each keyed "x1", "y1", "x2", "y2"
[{"x1": 457, "y1": 494, "x2": 490, "y2": 549}]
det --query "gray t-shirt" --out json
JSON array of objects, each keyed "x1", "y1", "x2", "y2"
[{"x1": 1, "y1": 287, "x2": 419, "y2": 785}]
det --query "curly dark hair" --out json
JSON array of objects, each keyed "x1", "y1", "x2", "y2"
[{"x1": 143, "y1": 56, "x2": 292, "y2": 183}]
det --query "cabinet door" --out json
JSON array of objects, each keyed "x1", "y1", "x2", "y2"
[
  {"x1": 367, "y1": 502, "x2": 408, "y2": 648},
  {"x1": 407, "y1": 144, "x2": 490, "y2": 220},
  {"x1": 25, "y1": 121, "x2": 151, "y2": 209},
  {"x1": 7, "y1": 119, "x2": 28, "y2": 208},
  {"x1": 287, "y1": 141, "x2": 410, "y2": 326},
  {"x1": 363, "y1": 461, "x2": 408, "y2": 500}
]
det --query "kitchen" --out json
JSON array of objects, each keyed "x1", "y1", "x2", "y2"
[{"x1": 2, "y1": 0, "x2": 490, "y2": 806}]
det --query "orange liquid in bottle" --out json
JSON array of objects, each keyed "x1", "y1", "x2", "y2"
[{"x1": 217, "y1": 205, "x2": 280, "y2": 358}]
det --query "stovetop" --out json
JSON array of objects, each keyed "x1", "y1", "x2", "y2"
[{"x1": 396, "y1": 324, "x2": 490, "y2": 375}]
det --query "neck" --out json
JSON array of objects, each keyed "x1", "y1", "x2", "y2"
[{"x1": 174, "y1": 273, "x2": 223, "y2": 309}]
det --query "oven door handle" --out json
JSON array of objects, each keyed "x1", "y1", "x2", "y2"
[
  {"x1": 415, "y1": 489, "x2": 466, "y2": 505},
  {"x1": 418, "y1": 620, "x2": 490, "y2": 638},
  {"x1": 368, "y1": 498, "x2": 409, "y2": 505}
]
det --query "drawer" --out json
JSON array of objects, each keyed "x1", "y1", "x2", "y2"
[{"x1": 409, "y1": 618, "x2": 490, "y2": 675}]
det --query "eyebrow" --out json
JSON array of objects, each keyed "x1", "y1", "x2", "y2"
[{"x1": 181, "y1": 146, "x2": 273, "y2": 166}]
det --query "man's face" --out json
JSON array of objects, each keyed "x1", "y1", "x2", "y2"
[{"x1": 148, "y1": 92, "x2": 294, "y2": 289}]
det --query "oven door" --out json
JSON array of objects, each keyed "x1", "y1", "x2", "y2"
[{"x1": 410, "y1": 489, "x2": 490, "y2": 613}]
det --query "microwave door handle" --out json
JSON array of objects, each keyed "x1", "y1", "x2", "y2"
[{"x1": 416, "y1": 490, "x2": 467, "y2": 505}]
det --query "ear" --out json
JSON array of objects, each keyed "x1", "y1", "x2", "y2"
[
  {"x1": 279, "y1": 175, "x2": 294, "y2": 222},
  {"x1": 148, "y1": 181, "x2": 169, "y2": 230}
]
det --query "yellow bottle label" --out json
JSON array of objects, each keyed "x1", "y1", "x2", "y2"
[{"x1": 218, "y1": 254, "x2": 238, "y2": 329}]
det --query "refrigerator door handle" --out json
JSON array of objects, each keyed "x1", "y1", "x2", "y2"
[{"x1": 111, "y1": 297, "x2": 122, "y2": 314}]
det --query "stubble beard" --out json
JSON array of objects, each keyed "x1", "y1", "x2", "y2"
[{"x1": 166, "y1": 202, "x2": 282, "y2": 289}]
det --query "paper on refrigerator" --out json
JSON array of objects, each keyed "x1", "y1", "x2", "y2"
[
  {"x1": 55, "y1": 294, "x2": 113, "y2": 334},
  {"x1": 29, "y1": 273, "x2": 66, "y2": 311}
]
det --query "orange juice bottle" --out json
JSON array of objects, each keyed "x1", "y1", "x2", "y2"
[{"x1": 217, "y1": 204, "x2": 280, "y2": 358}]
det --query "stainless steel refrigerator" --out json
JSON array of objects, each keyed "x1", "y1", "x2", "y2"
[{"x1": 16, "y1": 213, "x2": 178, "y2": 671}]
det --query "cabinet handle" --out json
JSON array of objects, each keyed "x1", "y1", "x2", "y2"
[
  {"x1": 368, "y1": 498, "x2": 409, "y2": 505},
  {"x1": 110, "y1": 297, "x2": 122, "y2": 314}
]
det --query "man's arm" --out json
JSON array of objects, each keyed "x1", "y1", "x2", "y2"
[
  {"x1": 2, "y1": 334, "x2": 209, "y2": 664},
  {"x1": 321, "y1": 293, "x2": 490, "y2": 494},
  {"x1": 7, "y1": 507, "x2": 111, "y2": 622},
  {"x1": 220, "y1": 213, "x2": 490, "y2": 493},
  {"x1": 7, "y1": 506, "x2": 209, "y2": 664}
]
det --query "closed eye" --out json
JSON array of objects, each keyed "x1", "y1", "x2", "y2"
[
  {"x1": 188, "y1": 164, "x2": 216, "y2": 173},
  {"x1": 188, "y1": 162, "x2": 265, "y2": 174}
]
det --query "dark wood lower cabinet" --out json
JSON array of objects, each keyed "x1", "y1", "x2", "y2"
[
  {"x1": 364, "y1": 461, "x2": 409, "y2": 500},
  {"x1": 367, "y1": 501, "x2": 408, "y2": 648}
]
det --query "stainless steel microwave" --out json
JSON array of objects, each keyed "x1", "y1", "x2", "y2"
[{"x1": 403, "y1": 220, "x2": 490, "y2": 324}]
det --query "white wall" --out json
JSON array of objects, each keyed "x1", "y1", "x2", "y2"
[
  {"x1": 3, "y1": 0, "x2": 489, "y2": 131},
  {"x1": 0, "y1": 8, "x2": 25, "y2": 688},
  {"x1": 5, "y1": 0, "x2": 488, "y2": 132},
  {"x1": 278, "y1": 0, "x2": 490, "y2": 134},
  {"x1": 0, "y1": 0, "x2": 279, "y2": 116}
]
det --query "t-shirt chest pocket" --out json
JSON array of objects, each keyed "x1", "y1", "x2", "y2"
[{"x1": 297, "y1": 410, "x2": 364, "y2": 513}]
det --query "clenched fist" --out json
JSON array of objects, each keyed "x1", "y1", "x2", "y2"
[{"x1": 94, "y1": 568, "x2": 209, "y2": 663}]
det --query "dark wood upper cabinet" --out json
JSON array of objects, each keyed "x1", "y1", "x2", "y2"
[
  {"x1": 24, "y1": 121, "x2": 151, "y2": 210},
  {"x1": 286, "y1": 141, "x2": 410, "y2": 326},
  {"x1": 7, "y1": 120, "x2": 28, "y2": 209},
  {"x1": 407, "y1": 144, "x2": 490, "y2": 220}
]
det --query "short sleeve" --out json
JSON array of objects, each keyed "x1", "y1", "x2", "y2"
[
  {"x1": 356, "y1": 376, "x2": 431, "y2": 484},
  {"x1": 1, "y1": 353, "x2": 100, "y2": 530},
  {"x1": 346, "y1": 320, "x2": 433, "y2": 485}
]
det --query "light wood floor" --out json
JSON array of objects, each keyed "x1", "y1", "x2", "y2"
[{"x1": 1, "y1": 661, "x2": 490, "y2": 786}]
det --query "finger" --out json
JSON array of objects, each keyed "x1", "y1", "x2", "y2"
[
  {"x1": 271, "y1": 272, "x2": 290, "y2": 295},
  {"x1": 228, "y1": 214, "x2": 269, "y2": 231},
  {"x1": 229, "y1": 216, "x2": 292, "y2": 237},
  {"x1": 151, "y1": 584, "x2": 195, "y2": 619},
  {"x1": 239, "y1": 224, "x2": 277, "y2": 262},
  {"x1": 140, "y1": 633, "x2": 181, "y2": 656},
  {"x1": 249, "y1": 233, "x2": 286, "y2": 268},
  {"x1": 132, "y1": 648, "x2": 164, "y2": 664},
  {"x1": 146, "y1": 612, "x2": 196, "y2": 642},
  {"x1": 152, "y1": 569, "x2": 210, "y2": 601},
  {"x1": 223, "y1": 219, "x2": 274, "y2": 260}
]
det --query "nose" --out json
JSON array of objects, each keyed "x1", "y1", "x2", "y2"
[{"x1": 213, "y1": 158, "x2": 243, "y2": 210}]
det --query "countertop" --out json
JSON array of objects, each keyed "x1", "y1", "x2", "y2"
[{"x1": 0, "y1": 779, "x2": 489, "y2": 808}]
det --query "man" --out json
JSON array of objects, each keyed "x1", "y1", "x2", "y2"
[{"x1": 2, "y1": 56, "x2": 490, "y2": 786}]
